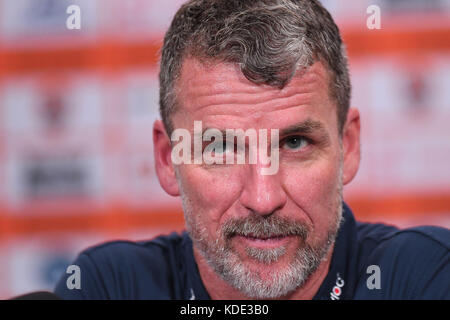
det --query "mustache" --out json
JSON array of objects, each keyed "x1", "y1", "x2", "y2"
[{"x1": 221, "y1": 215, "x2": 309, "y2": 240}]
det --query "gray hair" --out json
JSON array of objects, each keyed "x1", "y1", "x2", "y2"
[{"x1": 159, "y1": 0, "x2": 351, "y2": 135}]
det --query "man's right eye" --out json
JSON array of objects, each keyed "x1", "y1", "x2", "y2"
[{"x1": 281, "y1": 136, "x2": 310, "y2": 151}]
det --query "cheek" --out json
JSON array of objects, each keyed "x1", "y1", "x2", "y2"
[
  {"x1": 178, "y1": 166, "x2": 244, "y2": 226},
  {"x1": 281, "y1": 157, "x2": 341, "y2": 238}
]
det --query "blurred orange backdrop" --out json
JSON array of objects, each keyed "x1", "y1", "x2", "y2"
[{"x1": 0, "y1": 0, "x2": 449, "y2": 298}]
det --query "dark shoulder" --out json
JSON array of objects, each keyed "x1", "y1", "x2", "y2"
[
  {"x1": 82, "y1": 231, "x2": 188, "y2": 260},
  {"x1": 356, "y1": 221, "x2": 449, "y2": 253},
  {"x1": 354, "y1": 221, "x2": 449, "y2": 299},
  {"x1": 55, "y1": 231, "x2": 191, "y2": 299},
  {"x1": 80, "y1": 231, "x2": 190, "y2": 287}
]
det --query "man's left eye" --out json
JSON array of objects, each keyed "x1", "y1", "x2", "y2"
[{"x1": 282, "y1": 136, "x2": 309, "y2": 150}]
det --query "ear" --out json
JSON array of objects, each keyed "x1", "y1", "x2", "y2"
[
  {"x1": 153, "y1": 120, "x2": 180, "y2": 196},
  {"x1": 342, "y1": 108, "x2": 361, "y2": 185}
]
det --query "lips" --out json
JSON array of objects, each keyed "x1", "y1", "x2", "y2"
[
  {"x1": 243, "y1": 234, "x2": 285, "y2": 241},
  {"x1": 234, "y1": 234, "x2": 295, "y2": 249}
]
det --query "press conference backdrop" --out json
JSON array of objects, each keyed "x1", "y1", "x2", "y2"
[{"x1": 0, "y1": 0, "x2": 449, "y2": 298}]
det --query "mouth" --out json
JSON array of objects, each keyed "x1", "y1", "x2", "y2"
[{"x1": 234, "y1": 234, "x2": 296, "y2": 249}]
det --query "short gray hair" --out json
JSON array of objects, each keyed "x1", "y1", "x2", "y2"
[{"x1": 159, "y1": 0, "x2": 351, "y2": 135}]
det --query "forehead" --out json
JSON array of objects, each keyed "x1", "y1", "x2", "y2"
[{"x1": 174, "y1": 57, "x2": 335, "y2": 129}]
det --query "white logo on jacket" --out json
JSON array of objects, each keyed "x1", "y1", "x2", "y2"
[{"x1": 330, "y1": 273, "x2": 345, "y2": 300}]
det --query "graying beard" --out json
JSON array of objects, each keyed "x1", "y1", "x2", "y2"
[
  {"x1": 218, "y1": 203, "x2": 343, "y2": 299},
  {"x1": 185, "y1": 203, "x2": 343, "y2": 299},
  {"x1": 245, "y1": 246, "x2": 287, "y2": 264}
]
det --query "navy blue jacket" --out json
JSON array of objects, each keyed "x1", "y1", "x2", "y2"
[{"x1": 54, "y1": 204, "x2": 449, "y2": 299}]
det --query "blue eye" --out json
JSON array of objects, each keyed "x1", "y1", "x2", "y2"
[{"x1": 282, "y1": 136, "x2": 309, "y2": 150}]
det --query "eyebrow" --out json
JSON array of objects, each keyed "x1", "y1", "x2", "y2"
[{"x1": 279, "y1": 119, "x2": 328, "y2": 137}]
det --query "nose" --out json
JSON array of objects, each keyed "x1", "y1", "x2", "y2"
[{"x1": 239, "y1": 164, "x2": 287, "y2": 216}]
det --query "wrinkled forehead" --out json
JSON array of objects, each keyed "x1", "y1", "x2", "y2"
[{"x1": 174, "y1": 57, "x2": 335, "y2": 123}]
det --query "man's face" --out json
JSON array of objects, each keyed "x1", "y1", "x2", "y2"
[{"x1": 155, "y1": 57, "x2": 359, "y2": 298}]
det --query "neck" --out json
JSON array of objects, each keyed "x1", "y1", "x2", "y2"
[{"x1": 194, "y1": 245, "x2": 334, "y2": 300}]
